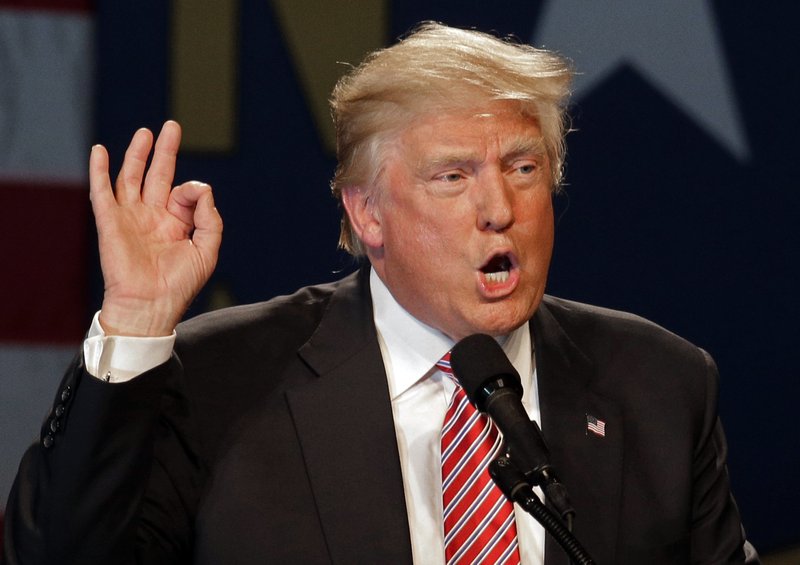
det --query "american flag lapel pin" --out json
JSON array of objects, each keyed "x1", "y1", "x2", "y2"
[{"x1": 586, "y1": 414, "x2": 606, "y2": 437}]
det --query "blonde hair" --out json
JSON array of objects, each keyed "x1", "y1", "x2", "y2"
[{"x1": 330, "y1": 22, "x2": 573, "y2": 255}]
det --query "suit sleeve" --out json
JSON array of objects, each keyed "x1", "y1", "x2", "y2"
[
  {"x1": 2, "y1": 352, "x2": 203, "y2": 565},
  {"x1": 689, "y1": 350, "x2": 760, "y2": 564}
]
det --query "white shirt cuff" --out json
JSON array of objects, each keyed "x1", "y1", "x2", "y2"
[{"x1": 83, "y1": 311, "x2": 176, "y2": 383}]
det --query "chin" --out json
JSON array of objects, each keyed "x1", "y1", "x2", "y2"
[
  {"x1": 466, "y1": 315, "x2": 527, "y2": 338},
  {"x1": 473, "y1": 300, "x2": 537, "y2": 336}
]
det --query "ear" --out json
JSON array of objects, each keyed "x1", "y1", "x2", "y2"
[{"x1": 342, "y1": 185, "x2": 383, "y2": 249}]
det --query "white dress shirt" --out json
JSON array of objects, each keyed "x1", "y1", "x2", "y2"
[
  {"x1": 370, "y1": 269, "x2": 545, "y2": 564},
  {"x1": 84, "y1": 269, "x2": 546, "y2": 563}
]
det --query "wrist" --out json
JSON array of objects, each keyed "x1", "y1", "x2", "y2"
[{"x1": 99, "y1": 298, "x2": 182, "y2": 337}]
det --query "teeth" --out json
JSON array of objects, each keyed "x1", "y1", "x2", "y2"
[{"x1": 485, "y1": 271, "x2": 509, "y2": 283}]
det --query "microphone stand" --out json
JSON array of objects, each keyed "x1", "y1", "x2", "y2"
[{"x1": 489, "y1": 456, "x2": 596, "y2": 565}]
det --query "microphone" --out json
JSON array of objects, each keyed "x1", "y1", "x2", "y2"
[{"x1": 449, "y1": 333, "x2": 574, "y2": 523}]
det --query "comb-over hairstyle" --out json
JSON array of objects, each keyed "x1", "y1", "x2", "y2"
[{"x1": 330, "y1": 22, "x2": 573, "y2": 256}]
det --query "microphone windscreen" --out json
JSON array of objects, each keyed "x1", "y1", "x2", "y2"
[{"x1": 449, "y1": 334, "x2": 522, "y2": 406}]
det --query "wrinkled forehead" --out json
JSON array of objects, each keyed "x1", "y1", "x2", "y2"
[{"x1": 396, "y1": 102, "x2": 545, "y2": 156}]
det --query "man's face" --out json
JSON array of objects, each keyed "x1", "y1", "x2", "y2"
[{"x1": 354, "y1": 100, "x2": 555, "y2": 341}]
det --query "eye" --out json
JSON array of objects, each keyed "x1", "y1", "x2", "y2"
[
  {"x1": 517, "y1": 163, "x2": 537, "y2": 175},
  {"x1": 436, "y1": 171, "x2": 465, "y2": 183},
  {"x1": 428, "y1": 168, "x2": 470, "y2": 197}
]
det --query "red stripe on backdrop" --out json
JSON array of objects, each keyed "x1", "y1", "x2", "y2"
[
  {"x1": 0, "y1": 182, "x2": 90, "y2": 344},
  {"x1": 0, "y1": 0, "x2": 92, "y2": 12}
]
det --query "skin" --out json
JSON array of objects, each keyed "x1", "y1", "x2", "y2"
[
  {"x1": 91, "y1": 121, "x2": 223, "y2": 336},
  {"x1": 343, "y1": 100, "x2": 555, "y2": 341}
]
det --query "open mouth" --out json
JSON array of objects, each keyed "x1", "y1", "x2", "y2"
[{"x1": 480, "y1": 253, "x2": 513, "y2": 284}]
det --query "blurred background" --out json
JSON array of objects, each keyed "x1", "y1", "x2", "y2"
[{"x1": 1, "y1": 0, "x2": 798, "y2": 559}]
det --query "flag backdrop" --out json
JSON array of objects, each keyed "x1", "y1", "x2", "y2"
[
  {"x1": 1, "y1": 0, "x2": 798, "y2": 555},
  {"x1": 0, "y1": 0, "x2": 94, "y2": 553}
]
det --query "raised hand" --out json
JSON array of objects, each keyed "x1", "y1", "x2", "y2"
[{"x1": 90, "y1": 121, "x2": 223, "y2": 336}]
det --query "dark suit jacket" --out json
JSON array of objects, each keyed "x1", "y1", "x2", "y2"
[{"x1": 3, "y1": 269, "x2": 757, "y2": 564}]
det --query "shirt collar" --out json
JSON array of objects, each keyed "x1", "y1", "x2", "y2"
[
  {"x1": 369, "y1": 268, "x2": 533, "y2": 401},
  {"x1": 371, "y1": 269, "x2": 452, "y2": 400}
]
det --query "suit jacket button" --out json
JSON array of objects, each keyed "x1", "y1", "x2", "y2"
[
  {"x1": 55, "y1": 404, "x2": 65, "y2": 417},
  {"x1": 43, "y1": 435, "x2": 54, "y2": 448},
  {"x1": 61, "y1": 386, "x2": 72, "y2": 402},
  {"x1": 49, "y1": 419, "x2": 60, "y2": 433}
]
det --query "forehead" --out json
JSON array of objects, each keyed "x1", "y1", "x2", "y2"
[{"x1": 395, "y1": 101, "x2": 544, "y2": 159}]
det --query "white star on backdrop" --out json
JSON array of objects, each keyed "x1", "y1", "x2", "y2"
[{"x1": 533, "y1": 0, "x2": 749, "y2": 160}]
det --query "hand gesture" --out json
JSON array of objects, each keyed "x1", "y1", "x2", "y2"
[{"x1": 90, "y1": 121, "x2": 223, "y2": 336}]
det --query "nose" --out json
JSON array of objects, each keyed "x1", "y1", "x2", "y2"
[{"x1": 476, "y1": 170, "x2": 514, "y2": 232}]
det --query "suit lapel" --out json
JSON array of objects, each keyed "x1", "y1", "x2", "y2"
[
  {"x1": 533, "y1": 299, "x2": 622, "y2": 565},
  {"x1": 287, "y1": 269, "x2": 413, "y2": 564},
  {"x1": 282, "y1": 277, "x2": 623, "y2": 564}
]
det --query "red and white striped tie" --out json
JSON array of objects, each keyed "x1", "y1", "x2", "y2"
[{"x1": 438, "y1": 352, "x2": 521, "y2": 565}]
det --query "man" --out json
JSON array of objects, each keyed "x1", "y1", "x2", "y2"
[{"x1": 3, "y1": 23, "x2": 757, "y2": 564}]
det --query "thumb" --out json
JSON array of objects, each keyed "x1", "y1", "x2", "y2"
[{"x1": 191, "y1": 187, "x2": 223, "y2": 269}]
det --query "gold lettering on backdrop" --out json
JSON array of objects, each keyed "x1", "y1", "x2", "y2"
[
  {"x1": 270, "y1": 0, "x2": 388, "y2": 152},
  {"x1": 171, "y1": 0, "x2": 238, "y2": 152}
]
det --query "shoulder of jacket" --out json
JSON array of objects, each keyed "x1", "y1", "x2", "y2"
[{"x1": 539, "y1": 294, "x2": 705, "y2": 360}]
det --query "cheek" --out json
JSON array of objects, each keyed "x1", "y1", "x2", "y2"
[
  {"x1": 383, "y1": 210, "x2": 438, "y2": 262},
  {"x1": 526, "y1": 192, "x2": 554, "y2": 229},
  {"x1": 517, "y1": 199, "x2": 555, "y2": 256},
  {"x1": 392, "y1": 199, "x2": 455, "y2": 247},
  {"x1": 403, "y1": 223, "x2": 449, "y2": 262}
]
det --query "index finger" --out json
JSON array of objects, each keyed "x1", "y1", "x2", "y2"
[{"x1": 142, "y1": 120, "x2": 182, "y2": 207}]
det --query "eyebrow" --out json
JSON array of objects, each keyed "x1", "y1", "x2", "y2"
[
  {"x1": 420, "y1": 136, "x2": 547, "y2": 170},
  {"x1": 501, "y1": 137, "x2": 547, "y2": 161}
]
